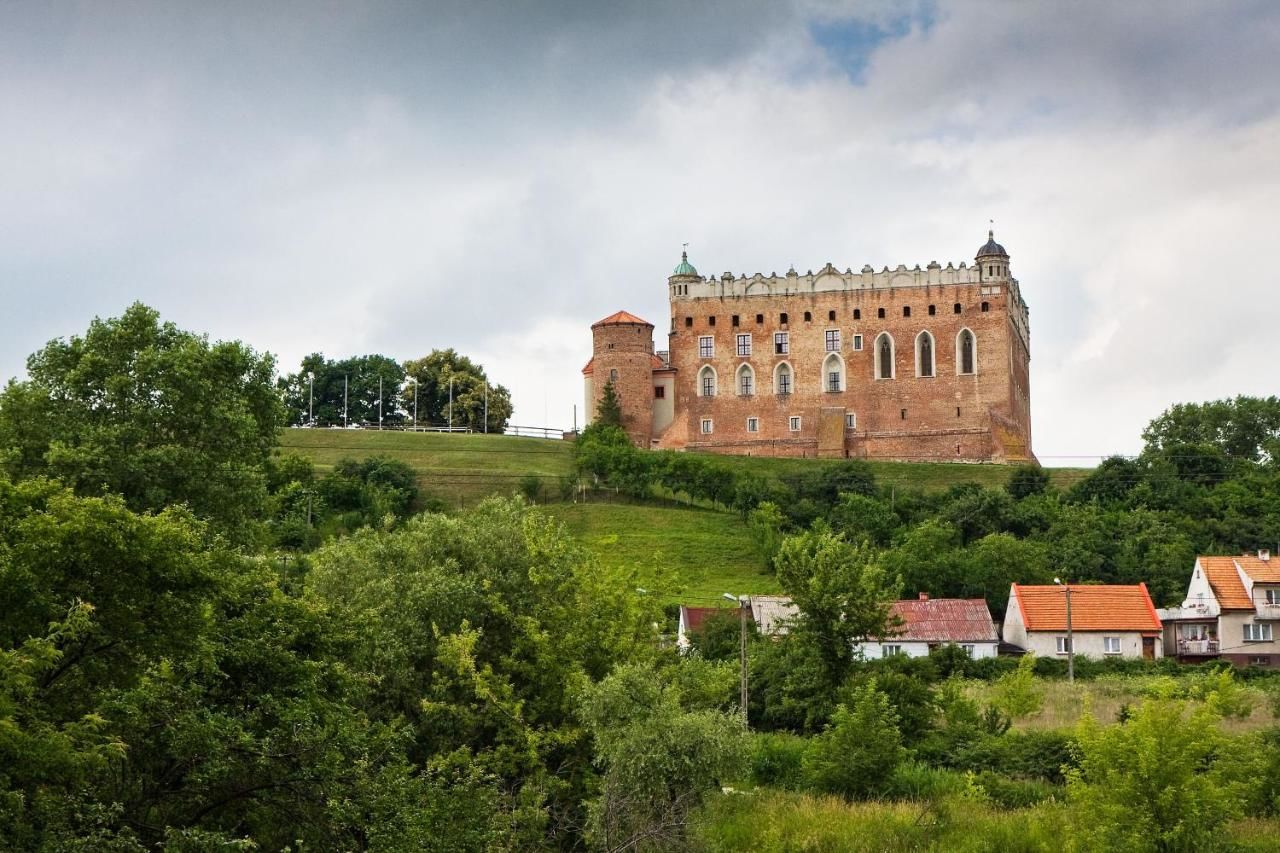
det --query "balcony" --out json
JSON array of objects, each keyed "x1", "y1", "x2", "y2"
[
  {"x1": 1256, "y1": 602, "x2": 1280, "y2": 620},
  {"x1": 1177, "y1": 638, "x2": 1220, "y2": 656}
]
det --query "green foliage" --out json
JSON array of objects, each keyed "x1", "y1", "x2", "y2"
[
  {"x1": 403, "y1": 348, "x2": 513, "y2": 433},
  {"x1": 1007, "y1": 464, "x2": 1051, "y2": 499},
  {"x1": 1067, "y1": 696, "x2": 1247, "y2": 852},
  {"x1": 1143, "y1": 395, "x2": 1280, "y2": 463},
  {"x1": 829, "y1": 492, "x2": 900, "y2": 546},
  {"x1": 594, "y1": 379, "x2": 624, "y2": 428},
  {"x1": 992, "y1": 655, "x2": 1045, "y2": 720},
  {"x1": 746, "y1": 500, "x2": 786, "y2": 566},
  {"x1": 518, "y1": 472, "x2": 544, "y2": 502},
  {"x1": 0, "y1": 303, "x2": 283, "y2": 541},
  {"x1": 802, "y1": 681, "x2": 905, "y2": 799},
  {"x1": 688, "y1": 609, "x2": 753, "y2": 663},
  {"x1": 749, "y1": 732, "x2": 807, "y2": 790}
]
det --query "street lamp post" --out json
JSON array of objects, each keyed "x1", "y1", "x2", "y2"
[
  {"x1": 378, "y1": 375, "x2": 383, "y2": 431},
  {"x1": 343, "y1": 375, "x2": 348, "y2": 428},
  {"x1": 723, "y1": 593, "x2": 749, "y2": 727},
  {"x1": 448, "y1": 376, "x2": 454, "y2": 431},
  {"x1": 409, "y1": 377, "x2": 418, "y2": 431},
  {"x1": 308, "y1": 372, "x2": 314, "y2": 425},
  {"x1": 1055, "y1": 578, "x2": 1074, "y2": 683}
]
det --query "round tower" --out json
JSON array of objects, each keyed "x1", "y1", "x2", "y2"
[
  {"x1": 590, "y1": 310, "x2": 656, "y2": 447},
  {"x1": 975, "y1": 228, "x2": 1010, "y2": 282}
]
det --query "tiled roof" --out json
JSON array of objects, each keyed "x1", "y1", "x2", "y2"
[
  {"x1": 1198, "y1": 555, "x2": 1279, "y2": 609},
  {"x1": 890, "y1": 597, "x2": 997, "y2": 642},
  {"x1": 592, "y1": 310, "x2": 652, "y2": 328},
  {"x1": 581, "y1": 354, "x2": 671, "y2": 375},
  {"x1": 679, "y1": 606, "x2": 736, "y2": 635},
  {"x1": 1012, "y1": 583, "x2": 1161, "y2": 633},
  {"x1": 582, "y1": 357, "x2": 594, "y2": 375}
]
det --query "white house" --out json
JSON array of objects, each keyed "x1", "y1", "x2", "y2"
[
  {"x1": 1002, "y1": 583, "x2": 1162, "y2": 660},
  {"x1": 853, "y1": 594, "x2": 999, "y2": 660},
  {"x1": 1158, "y1": 551, "x2": 1280, "y2": 668}
]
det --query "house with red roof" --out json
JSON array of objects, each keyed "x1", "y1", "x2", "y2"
[
  {"x1": 853, "y1": 594, "x2": 999, "y2": 660},
  {"x1": 1158, "y1": 551, "x2": 1280, "y2": 668},
  {"x1": 1002, "y1": 583, "x2": 1163, "y2": 660}
]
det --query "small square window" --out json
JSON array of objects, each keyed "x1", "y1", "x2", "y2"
[
  {"x1": 877, "y1": 307, "x2": 885, "y2": 319},
  {"x1": 698, "y1": 336, "x2": 714, "y2": 358},
  {"x1": 700, "y1": 418, "x2": 713, "y2": 435},
  {"x1": 654, "y1": 386, "x2": 665, "y2": 399},
  {"x1": 788, "y1": 416, "x2": 801, "y2": 432},
  {"x1": 845, "y1": 413, "x2": 856, "y2": 430},
  {"x1": 828, "y1": 310, "x2": 836, "y2": 321},
  {"x1": 803, "y1": 311, "x2": 812, "y2": 322},
  {"x1": 774, "y1": 332, "x2": 789, "y2": 355},
  {"x1": 953, "y1": 303, "x2": 962, "y2": 314},
  {"x1": 825, "y1": 329, "x2": 840, "y2": 352},
  {"x1": 708, "y1": 315, "x2": 716, "y2": 326},
  {"x1": 684, "y1": 316, "x2": 693, "y2": 327},
  {"x1": 853, "y1": 308, "x2": 861, "y2": 320},
  {"x1": 746, "y1": 417, "x2": 759, "y2": 433},
  {"x1": 1056, "y1": 637, "x2": 1072, "y2": 654},
  {"x1": 852, "y1": 334, "x2": 863, "y2": 351},
  {"x1": 928, "y1": 304, "x2": 936, "y2": 316},
  {"x1": 755, "y1": 313, "x2": 764, "y2": 324},
  {"x1": 981, "y1": 301, "x2": 990, "y2": 312},
  {"x1": 902, "y1": 306, "x2": 911, "y2": 317},
  {"x1": 780, "y1": 312, "x2": 789, "y2": 325},
  {"x1": 732, "y1": 315, "x2": 740, "y2": 327},
  {"x1": 1103, "y1": 637, "x2": 1121, "y2": 655},
  {"x1": 736, "y1": 334, "x2": 752, "y2": 357},
  {"x1": 883, "y1": 644, "x2": 903, "y2": 657},
  {"x1": 961, "y1": 644, "x2": 975, "y2": 658}
]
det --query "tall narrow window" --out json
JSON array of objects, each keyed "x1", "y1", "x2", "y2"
[
  {"x1": 958, "y1": 329, "x2": 975, "y2": 375},
  {"x1": 780, "y1": 312, "x2": 789, "y2": 325},
  {"x1": 877, "y1": 307, "x2": 885, "y2": 319},
  {"x1": 708, "y1": 315, "x2": 716, "y2": 326},
  {"x1": 845, "y1": 413, "x2": 857, "y2": 430},
  {"x1": 928, "y1": 304, "x2": 936, "y2": 316},
  {"x1": 698, "y1": 336, "x2": 713, "y2": 358},
  {"x1": 823, "y1": 353, "x2": 844, "y2": 392},
  {"x1": 737, "y1": 364, "x2": 754, "y2": 396},
  {"x1": 788, "y1": 416, "x2": 801, "y2": 432},
  {"x1": 701, "y1": 418, "x2": 713, "y2": 435},
  {"x1": 953, "y1": 303, "x2": 961, "y2": 314},
  {"x1": 775, "y1": 363, "x2": 792, "y2": 395},
  {"x1": 698, "y1": 366, "x2": 716, "y2": 397},
  {"x1": 875, "y1": 333, "x2": 894, "y2": 380},
  {"x1": 732, "y1": 315, "x2": 740, "y2": 327},
  {"x1": 916, "y1": 331, "x2": 935, "y2": 378},
  {"x1": 828, "y1": 310, "x2": 836, "y2": 321},
  {"x1": 746, "y1": 417, "x2": 759, "y2": 433},
  {"x1": 852, "y1": 334, "x2": 863, "y2": 351},
  {"x1": 853, "y1": 308, "x2": 862, "y2": 320},
  {"x1": 903, "y1": 306, "x2": 911, "y2": 318}
]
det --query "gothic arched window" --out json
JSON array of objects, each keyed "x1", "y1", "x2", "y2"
[
  {"x1": 916, "y1": 331, "x2": 935, "y2": 378},
  {"x1": 958, "y1": 329, "x2": 976, "y2": 375},
  {"x1": 875, "y1": 333, "x2": 894, "y2": 380},
  {"x1": 774, "y1": 362, "x2": 793, "y2": 395},
  {"x1": 737, "y1": 363, "x2": 755, "y2": 396},
  {"x1": 698, "y1": 365, "x2": 717, "y2": 397}
]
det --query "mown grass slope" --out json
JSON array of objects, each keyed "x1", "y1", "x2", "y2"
[{"x1": 543, "y1": 502, "x2": 780, "y2": 605}]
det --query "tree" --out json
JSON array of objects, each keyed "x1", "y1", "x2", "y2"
[
  {"x1": 829, "y1": 492, "x2": 900, "y2": 547},
  {"x1": 279, "y1": 352, "x2": 405, "y2": 427},
  {"x1": 991, "y1": 654, "x2": 1044, "y2": 720},
  {"x1": 595, "y1": 379, "x2": 624, "y2": 428},
  {"x1": 0, "y1": 303, "x2": 283, "y2": 540},
  {"x1": 774, "y1": 527, "x2": 899, "y2": 685},
  {"x1": 401, "y1": 349, "x2": 512, "y2": 432},
  {"x1": 802, "y1": 681, "x2": 905, "y2": 799},
  {"x1": 1142, "y1": 395, "x2": 1280, "y2": 463},
  {"x1": 1007, "y1": 464, "x2": 1051, "y2": 499}
]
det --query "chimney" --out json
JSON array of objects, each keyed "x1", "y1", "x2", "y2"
[
  {"x1": 919, "y1": 592, "x2": 929, "y2": 601},
  {"x1": 1260, "y1": 549, "x2": 1271, "y2": 562}
]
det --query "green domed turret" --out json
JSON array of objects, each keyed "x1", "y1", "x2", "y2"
[{"x1": 672, "y1": 250, "x2": 698, "y2": 276}]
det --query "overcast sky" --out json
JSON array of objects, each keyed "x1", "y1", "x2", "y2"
[{"x1": 3, "y1": 1, "x2": 1278, "y2": 462}]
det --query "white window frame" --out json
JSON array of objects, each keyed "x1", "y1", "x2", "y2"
[
  {"x1": 788, "y1": 415, "x2": 802, "y2": 432},
  {"x1": 824, "y1": 329, "x2": 841, "y2": 352},
  {"x1": 915, "y1": 330, "x2": 936, "y2": 378},
  {"x1": 874, "y1": 332, "x2": 895, "y2": 380},
  {"x1": 700, "y1": 417, "x2": 713, "y2": 435},
  {"x1": 774, "y1": 362, "x2": 793, "y2": 396},
  {"x1": 774, "y1": 332, "x2": 789, "y2": 355},
  {"x1": 1056, "y1": 636, "x2": 1071, "y2": 654},
  {"x1": 956, "y1": 328, "x2": 977, "y2": 375},
  {"x1": 1249, "y1": 656, "x2": 1271, "y2": 666},
  {"x1": 698, "y1": 365, "x2": 717, "y2": 397},
  {"x1": 737, "y1": 364, "x2": 754, "y2": 397},
  {"x1": 1265, "y1": 589, "x2": 1280, "y2": 605},
  {"x1": 1103, "y1": 636, "x2": 1122, "y2": 655},
  {"x1": 822, "y1": 352, "x2": 844, "y2": 393},
  {"x1": 883, "y1": 644, "x2": 903, "y2": 657},
  {"x1": 1244, "y1": 623, "x2": 1273, "y2": 642},
  {"x1": 746, "y1": 416, "x2": 759, "y2": 433},
  {"x1": 736, "y1": 333, "x2": 752, "y2": 357},
  {"x1": 852, "y1": 334, "x2": 863, "y2": 352},
  {"x1": 961, "y1": 644, "x2": 975, "y2": 658},
  {"x1": 698, "y1": 336, "x2": 714, "y2": 359},
  {"x1": 845, "y1": 413, "x2": 857, "y2": 430}
]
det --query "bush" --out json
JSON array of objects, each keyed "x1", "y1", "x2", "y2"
[
  {"x1": 972, "y1": 771, "x2": 1057, "y2": 809},
  {"x1": 991, "y1": 654, "x2": 1044, "y2": 719},
  {"x1": 749, "y1": 732, "x2": 807, "y2": 791},
  {"x1": 802, "y1": 681, "x2": 905, "y2": 799},
  {"x1": 518, "y1": 472, "x2": 543, "y2": 502},
  {"x1": 885, "y1": 762, "x2": 970, "y2": 801}
]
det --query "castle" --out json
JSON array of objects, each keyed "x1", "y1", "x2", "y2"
[{"x1": 582, "y1": 230, "x2": 1032, "y2": 462}]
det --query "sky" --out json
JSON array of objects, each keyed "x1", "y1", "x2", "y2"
[{"x1": 2, "y1": 0, "x2": 1279, "y2": 463}]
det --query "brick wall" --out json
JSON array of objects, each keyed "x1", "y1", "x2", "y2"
[{"x1": 590, "y1": 321, "x2": 656, "y2": 447}]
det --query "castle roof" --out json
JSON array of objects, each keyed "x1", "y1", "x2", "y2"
[
  {"x1": 672, "y1": 250, "x2": 698, "y2": 276},
  {"x1": 581, "y1": 354, "x2": 673, "y2": 375},
  {"x1": 591, "y1": 310, "x2": 653, "y2": 328},
  {"x1": 976, "y1": 229, "x2": 1008, "y2": 258}
]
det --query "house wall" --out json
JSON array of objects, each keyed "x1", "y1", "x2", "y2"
[
  {"x1": 854, "y1": 640, "x2": 999, "y2": 660},
  {"x1": 1218, "y1": 611, "x2": 1280, "y2": 667},
  {"x1": 652, "y1": 373, "x2": 675, "y2": 437},
  {"x1": 1022, "y1": 630, "x2": 1160, "y2": 660},
  {"x1": 1002, "y1": 591, "x2": 1028, "y2": 649},
  {"x1": 662, "y1": 265, "x2": 1032, "y2": 462}
]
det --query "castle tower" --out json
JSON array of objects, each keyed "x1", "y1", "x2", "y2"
[
  {"x1": 587, "y1": 310, "x2": 657, "y2": 447},
  {"x1": 975, "y1": 228, "x2": 1010, "y2": 282}
]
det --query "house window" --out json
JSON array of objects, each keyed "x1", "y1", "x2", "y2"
[
  {"x1": 1265, "y1": 589, "x2": 1280, "y2": 604},
  {"x1": 900, "y1": 408, "x2": 907, "y2": 420},
  {"x1": 738, "y1": 365, "x2": 754, "y2": 396},
  {"x1": 981, "y1": 301, "x2": 990, "y2": 312},
  {"x1": 700, "y1": 418, "x2": 713, "y2": 435},
  {"x1": 825, "y1": 329, "x2": 840, "y2": 352},
  {"x1": 774, "y1": 332, "x2": 789, "y2": 354},
  {"x1": 828, "y1": 371, "x2": 841, "y2": 392},
  {"x1": 1244, "y1": 623, "x2": 1274, "y2": 642},
  {"x1": 746, "y1": 417, "x2": 759, "y2": 433},
  {"x1": 1056, "y1": 637, "x2": 1072, "y2": 654},
  {"x1": 853, "y1": 308, "x2": 861, "y2": 320},
  {"x1": 1249, "y1": 656, "x2": 1272, "y2": 666},
  {"x1": 852, "y1": 334, "x2": 863, "y2": 351},
  {"x1": 902, "y1": 306, "x2": 911, "y2": 317},
  {"x1": 609, "y1": 368, "x2": 618, "y2": 383},
  {"x1": 883, "y1": 644, "x2": 903, "y2": 657},
  {"x1": 845, "y1": 413, "x2": 857, "y2": 430},
  {"x1": 788, "y1": 416, "x2": 801, "y2": 432},
  {"x1": 775, "y1": 364, "x2": 792, "y2": 395},
  {"x1": 736, "y1": 334, "x2": 752, "y2": 357},
  {"x1": 961, "y1": 644, "x2": 975, "y2": 658},
  {"x1": 928, "y1": 304, "x2": 936, "y2": 316},
  {"x1": 698, "y1": 366, "x2": 716, "y2": 397},
  {"x1": 953, "y1": 303, "x2": 962, "y2": 314},
  {"x1": 1103, "y1": 637, "x2": 1121, "y2": 655},
  {"x1": 698, "y1": 336, "x2": 714, "y2": 358},
  {"x1": 654, "y1": 386, "x2": 665, "y2": 399}
]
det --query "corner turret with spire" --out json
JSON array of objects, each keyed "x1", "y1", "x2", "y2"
[{"x1": 975, "y1": 228, "x2": 1010, "y2": 282}]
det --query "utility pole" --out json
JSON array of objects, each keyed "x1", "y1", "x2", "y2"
[
  {"x1": 378, "y1": 375, "x2": 383, "y2": 430},
  {"x1": 308, "y1": 372, "x2": 314, "y2": 425},
  {"x1": 483, "y1": 381, "x2": 488, "y2": 434},
  {"x1": 448, "y1": 376, "x2": 453, "y2": 431},
  {"x1": 1055, "y1": 578, "x2": 1075, "y2": 683},
  {"x1": 411, "y1": 377, "x2": 418, "y2": 431},
  {"x1": 343, "y1": 375, "x2": 348, "y2": 428},
  {"x1": 723, "y1": 593, "x2": 749, "y2": 728}
]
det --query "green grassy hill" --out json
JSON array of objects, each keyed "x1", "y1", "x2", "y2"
[{"x1": 278, "y1": 428, "x2": 1089, "y2": 508}]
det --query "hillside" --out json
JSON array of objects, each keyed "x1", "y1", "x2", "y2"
[{"x1": 278, "y1": 428, "x2": 1089, "y2": 507}]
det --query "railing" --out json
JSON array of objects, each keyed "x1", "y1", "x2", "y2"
[
  {"x1": 1177, "y1": 639, "x2": 1220, "y2": 655},
  {"x1": 1256, "y1": 602, "x2": 1280, "y2": 620}
]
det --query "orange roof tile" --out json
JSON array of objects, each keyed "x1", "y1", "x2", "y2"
[
  {"x1": 1013, "y1": 583, "x2": 1161, "y2": 632},
  {"x1": 592, "y1": 310, "x2": 652, "y2": 328},
  {"x1": 582, "y1": 356, "x2": 594, "y2": 375},
  {"x1": 1197, "y1": 555, "x2": 1279, "y2": 609},
  {"x1": 581, "y1": 354, "x2": 671, "y2": 375}
]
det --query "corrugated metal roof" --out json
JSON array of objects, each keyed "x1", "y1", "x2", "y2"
[
  {"x1": 749, "y1": 596, "x2": 798, "y2": 635},
  {"x1": 890, "y1": 598, "x2": 998, "y2": 642},
  {"x1": 1013, "y1": 583, "x2": 1161, "y2": 632}
]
